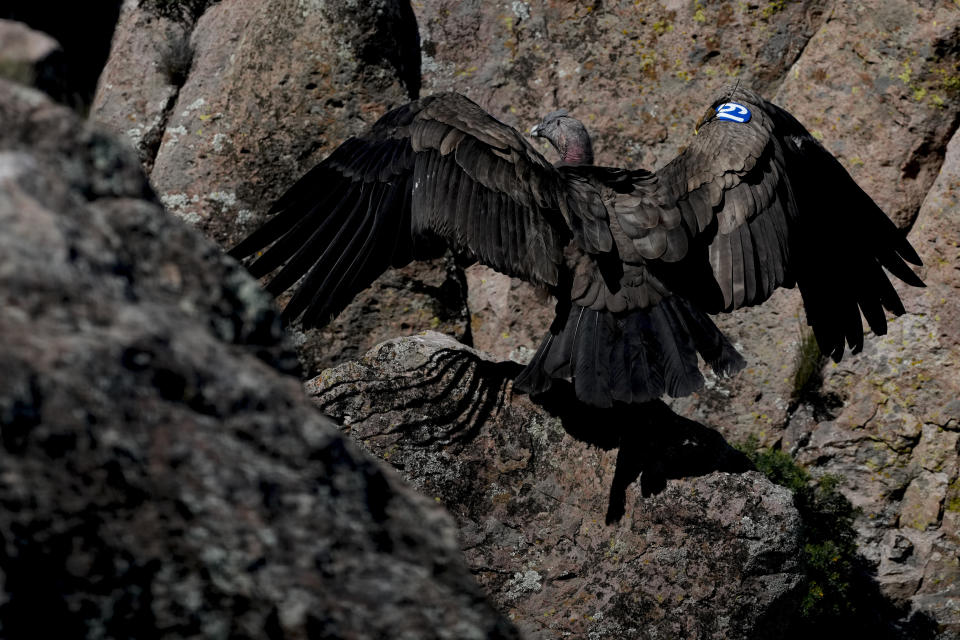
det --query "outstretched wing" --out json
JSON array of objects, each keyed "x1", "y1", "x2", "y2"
[
  {"x1": 609, "y1": 86, "x2": 923, "y2": 361},
  {"x1": 229, "y1": 92, "x2": 578, "y2": 328}
]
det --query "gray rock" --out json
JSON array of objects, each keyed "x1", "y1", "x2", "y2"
[
  {"x1": 0, "y1": 80, "x2": 517, "y2": 640},
  {"x1": 465, "y1": 265, "x2": 553, "y2": 362}
]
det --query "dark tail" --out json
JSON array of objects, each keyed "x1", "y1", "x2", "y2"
[{"x1": 514, "y1": 296, "x2": 745, "y2": 407}]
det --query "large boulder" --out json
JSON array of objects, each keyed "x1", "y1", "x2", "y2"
[
  {"x1": 92, "y1": 0, "x2": 468, "y2": 376},
  {"x1": 93, "y1": 0, "x2": 420, "y2": 223},
  {"x1": 0, "y1": 79, "x2": 517, "y2": 639}
]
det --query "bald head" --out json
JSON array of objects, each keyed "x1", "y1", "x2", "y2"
[{"x1": 531, "y1": 110, "x2": 594, "y2": 166}]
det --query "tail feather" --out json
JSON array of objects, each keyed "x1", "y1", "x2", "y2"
[
  {"x1": 625, "y1": 312, "x2": 662, "y2": 402},
  {"x1": 542, "y1": 306, "x2": 584, "y2": 379},
  {"x1": 650, "y1": 301, "x2": 702, "y2": 398},
  {"x1": 515, "y1": 296, "x2": 744, "y2": 407},
  {"x1": 573, "y1": 311, "x2": 611, "y2": 406},
  {"x1": 669, "y1": 296, "x2": 745, "y2": 376}
]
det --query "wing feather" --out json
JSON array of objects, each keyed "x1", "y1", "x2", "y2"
[
  {"x1": 232, "y1": 85, "x2": 925, "y2": 375},
  {"x1": 739, "y1": 223, "x2": 757, "y2": 304},
  {"x1": 602, "y1": 84, "x2": 923, "y2": 364},
  {"x1": 728, "y1": 226, "x2": 745, "y2": 309},
  {"x1": 230, "y1": 92, "x2": 585, "y2": 327}
]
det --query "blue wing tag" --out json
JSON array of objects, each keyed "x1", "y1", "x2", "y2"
[{"x1": 715, "y1": 102, "x2": 751, "y2": 123}]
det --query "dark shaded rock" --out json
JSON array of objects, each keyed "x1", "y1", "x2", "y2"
[
  {"x1": 308, "y1": 332, "x2": 805, "y2": 639},
  {"x1": 0, "y1": 80, "x2": 517, "y2": 639},
  {"x1": 0, "y1": 1, "x2": 122, "y2": 110},
  {"x1": 0, "y1": 19, "x2": 67, "y2": 103}
]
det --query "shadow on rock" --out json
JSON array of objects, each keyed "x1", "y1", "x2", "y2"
[
  {"x1": 310, "y1": 335, "x2": 941, "y2": 639},
  {"x1": 315, "y1": 339, "x2": 753, "y2": 524},
  {"x1": 532, "y1": 387, "x2": 752, "y2": 523},
  {"x1": 315, "y1": 345, "x2": 525, "y2": 446},
  {"x1": 311, "y1": 335, "x2": 761, "y2": 531},
  {"x1": 740, "y1": 445, "x2": 942, "y2": 640}
]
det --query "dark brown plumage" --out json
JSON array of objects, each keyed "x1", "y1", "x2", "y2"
[{"x1": 230, "y1": 86, "x2": 924, "y2": 408}]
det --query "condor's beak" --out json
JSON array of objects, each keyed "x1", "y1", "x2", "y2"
[
  {"x1": 530, "y1": 123, "x2": 542, "y2": 137},
  {"x1": 694, "y1": 106, "x2": 715, "y2": 135}
]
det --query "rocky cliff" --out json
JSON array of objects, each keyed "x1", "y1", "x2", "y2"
[{"x1": 4, "y1": 0, "x2": 958, "y2": 637}]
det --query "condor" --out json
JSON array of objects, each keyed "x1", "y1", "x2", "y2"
[{"x1": 230, "y1": 86, "x2": 924, "y2": 408}]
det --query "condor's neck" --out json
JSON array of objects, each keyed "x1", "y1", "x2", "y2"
[{"x1": 559, "y1": 139, "x2": 594, "y2": 166}]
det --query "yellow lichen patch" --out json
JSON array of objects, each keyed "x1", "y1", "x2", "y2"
[
  {"x1": 652, "y1": 19, "x2": 673, "y2": 35},
  {"x1": 759, "y1": 0, "x2": 787, "y2": 19},
  {"x1": 898, "y1": 60, "x2": 912, "y2": 84},
  {"x1": 946, "y1": 478, "x2": 960, "y2": 513}
]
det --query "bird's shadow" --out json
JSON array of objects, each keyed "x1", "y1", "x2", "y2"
[
  {"x1": 529, "y1": 382, "x2": 751, "y2": 524},
  {"x1": 317, "y1": 347, "x2": 750, "y2": 524}
]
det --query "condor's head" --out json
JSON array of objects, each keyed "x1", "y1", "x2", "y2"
[{"x1": 530, "y1": 109, "x2": 594, "y2": 166}]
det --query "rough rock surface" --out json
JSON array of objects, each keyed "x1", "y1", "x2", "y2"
[
  {"x1": 788, "y1": 123, "x2": 960, "y2": 635},
  {"x1": 465, "y1": 264, "x2": 553, "y2": 363},
  {"x1": 0, "y1": 80, "x2": 518, "y2": 639},
  {"x1": 91, "y1": 0, "x2": 960, "y2": 631},
  {"x1": 94, "y1": 0, "x2": 420, "y2": 226},
  {"x1": 92, "y1": 0, "x2": 468, "y2": 376},
  {"x1": 308, "y1": 332, "x2": 805, "y2": 639}
]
